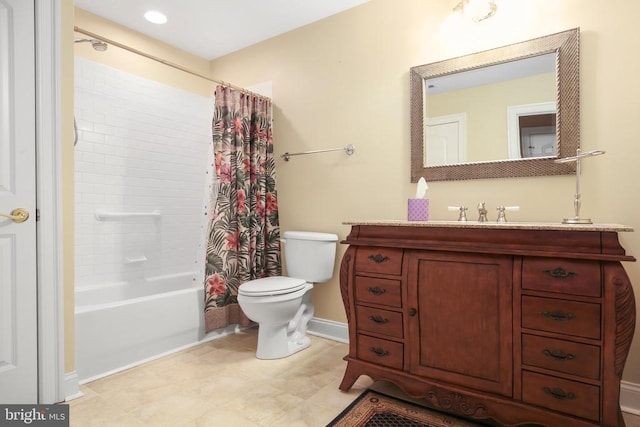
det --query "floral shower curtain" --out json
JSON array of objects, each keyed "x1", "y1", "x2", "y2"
[{"x1": 204, "y1": 85, "x2": 281, "y2": 333}]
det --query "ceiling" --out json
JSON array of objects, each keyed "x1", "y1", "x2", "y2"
[
  {"x1": 427, "y1": 53, "x2": 557, "y2": 95},
  {"x1": 74, "y1": 0, "x2": 370, "y2": 60}
]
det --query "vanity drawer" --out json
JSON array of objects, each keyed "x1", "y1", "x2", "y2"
[
  {"x1": 355, "y1": 276, "x2": 402, "y2": 307},
  {"x1": 522, "y1": 334, "x2": 600, "y2": 380},
  {"x1": 521, "y1": 296, "x2": 601, "y2": 340},
  {"x1": 355, "y1": 247, "x2": 404, "y2": 275},
  {"x1": 356, "y1": 306, "x2": 403, "y2": 339},
  {"x1": 522, "y1": 258, "x2": 601, "y2": 297},
  {"x1": 357, "y1": 334, "x2": 403, "y2": 370},
  {"x1": 522, "y1": 370, "x2": 599, "y2": 422}
]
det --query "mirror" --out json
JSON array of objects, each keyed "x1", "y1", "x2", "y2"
[{"x1": 410, "y1": 28, "x2": 579, "y2": 182}]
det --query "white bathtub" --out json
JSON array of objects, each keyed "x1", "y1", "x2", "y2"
[{"x1": 75, "y1": 272, "x2": 216, "y2": 382}]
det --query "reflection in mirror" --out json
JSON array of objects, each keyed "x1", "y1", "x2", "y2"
[
  {"x1": 507, "y1": 101, "x2": 556, "y2": 159},
  {"x1": 410, "y1": 28, "x2": 580, "y2": 182},
  {"x1": 425, "y1": 53, "x2": 556, "y2": 165}
]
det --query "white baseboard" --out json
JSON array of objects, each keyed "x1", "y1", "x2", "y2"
[
  {"x1": 621, "y1": 380, "x2": 640, "y2": 415},
  {"x1": 307, "y1": 317, "x2": 348, "y2": 343},
  {"x1": 64, "y1": 371, "x2": 82, "y2": 402}
]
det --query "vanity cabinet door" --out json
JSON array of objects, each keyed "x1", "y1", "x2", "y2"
[{"x1": 407, "y1": 251, "x2": 514, "y2": 397}]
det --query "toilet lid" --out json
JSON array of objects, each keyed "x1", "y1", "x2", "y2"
[{"x1": 239, "y1": 276, "x2": 307, "y2": 296}]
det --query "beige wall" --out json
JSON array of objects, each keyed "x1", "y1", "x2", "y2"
[{"x1": 208, "y1": 0, "x2": 640, "y2": 383}]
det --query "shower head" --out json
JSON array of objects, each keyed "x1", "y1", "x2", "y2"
[{"x1": 74, "y1": 38, "x2": 108, "y2": 51}]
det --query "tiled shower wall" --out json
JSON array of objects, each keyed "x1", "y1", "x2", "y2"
[{"x1": 74, "y1": 57, "x2": 214, "y2": 289}]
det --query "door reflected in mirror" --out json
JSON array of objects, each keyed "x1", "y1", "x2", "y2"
[{"x1": 510, "y1": 107, "x2": 556, "y2": 159}]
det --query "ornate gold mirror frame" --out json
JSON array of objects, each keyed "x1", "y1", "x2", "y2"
[{"x1": 410, "y1": 28, "x2": 579, "y2": 182}]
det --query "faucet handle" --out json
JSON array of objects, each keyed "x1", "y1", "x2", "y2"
[
  {"x1": 448, "y1": 206, "x2": 468, "y2": 222},
  {"x1": 496, "y1": 206, "x2": 519, "y2": 222}
]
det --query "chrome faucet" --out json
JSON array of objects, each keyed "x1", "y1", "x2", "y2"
[{"x1": 477, "y1": 202, "x2": 488, "y2": 222}]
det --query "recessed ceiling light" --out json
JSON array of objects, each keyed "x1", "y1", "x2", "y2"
[{"x1": 144, "y1": 10, "x2": 168, "y2": 24}]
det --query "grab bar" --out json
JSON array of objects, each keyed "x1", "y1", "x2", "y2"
[
  {"x1": 124, "y1": 256, "x2": 148, "y2": 264},
  {"x1": 95, "y1": 210, "x2": 161, "y2": 221},
  {"x1": 281, "y1": 144, "x2": 355, "y2": 161},
  {"x1": 73, "y1": 117, "x2": 78, "y2": 147}
]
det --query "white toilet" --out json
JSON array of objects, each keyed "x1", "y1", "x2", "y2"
[{"x1": 237, "y1": 231, "x2": 338, "y2": 359}]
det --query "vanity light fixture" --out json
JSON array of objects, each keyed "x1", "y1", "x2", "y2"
[
  {"x1": 554, "y1": 149, "x2": 606, "y2": 224},
  {"x1": 144, "y1": 10, "x2": 168, "y2": 24},
  {"x1": 453, "y1": 0, "x2": 497, "y2": 22}
]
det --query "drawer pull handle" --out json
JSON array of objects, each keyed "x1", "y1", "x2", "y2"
[
  {"x1": 543, "y1": 387, "x2": 576, "y2": 401},
  {"x1": 369, "y1": 347, "x2": 390, "y2": 357},
  {"x1": 541, "y1": 310, "x2": 575, "y2": 322},
  {"x1": 369, "y1": 315, "x2": 389, "y2": 324},
  {"x1": 542, "y1": 349, "x2": 576, "y2": 361},
  {"x1": 367, "y1": 286, "x2": 387, "y2": 296},
  {"x1": 368, "y1": 254, "x2": 390, "y2": 264},
  {"x1": 543, "y1": 267, "x2": 578, "y2": 279},
  {"x1": 409, "y1": 308, "x2": 417, "y2": 317}
]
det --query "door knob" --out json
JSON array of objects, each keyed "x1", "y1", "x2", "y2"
[{"x1": 0, "y1": 208, "x2": 29, "y2": 223}]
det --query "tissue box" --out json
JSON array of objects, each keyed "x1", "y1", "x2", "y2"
[{"x1": 408, "y1": 198, "x2": 429, "y2": 221}]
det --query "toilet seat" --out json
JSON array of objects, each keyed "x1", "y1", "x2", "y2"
[{"x1": 239, "y1": 276, "x2": 307, "y2": 297}]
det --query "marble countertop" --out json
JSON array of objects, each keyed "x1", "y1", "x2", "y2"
[{"x1": 343, "y1": 220, "x2": 634, "y2": 232}]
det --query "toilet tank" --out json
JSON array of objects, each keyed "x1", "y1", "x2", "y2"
[{"x1": 283, "y1": 231, "x2": 338, "y2": 283}]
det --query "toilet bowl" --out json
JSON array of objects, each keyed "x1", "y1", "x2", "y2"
[
  {"x1": 238, "y1": 277, "x2": 314, "y2": 359},
  {"x1": 238, "y1": 231, "x2": 338, "y2": 359}
]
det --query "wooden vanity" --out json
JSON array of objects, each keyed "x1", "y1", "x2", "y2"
[{"x1": 338, "y1": 221, "x2": 635, "y2": 427}]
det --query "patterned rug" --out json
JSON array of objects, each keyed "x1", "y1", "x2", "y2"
[{"x1": 327, "y1": 390, "x2": 483, "y2": 427}]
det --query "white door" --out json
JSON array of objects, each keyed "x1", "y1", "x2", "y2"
[
  {"x1": 0, "y1": 0, "x2": 38, "y2": 403},
  {"x1": 425, "y1": 113, "x2": 467, "y2": 166},
  {"x1": 426, "y1": 122, "x2": 460, "y2": 165}
]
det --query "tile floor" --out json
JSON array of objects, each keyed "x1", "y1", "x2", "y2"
[
  {"x1": 68, "y1": 328, "x2": 370, "y2": 426},
  {"x1": 68, "y1": 328, "x2": 640, "y2": 427}
]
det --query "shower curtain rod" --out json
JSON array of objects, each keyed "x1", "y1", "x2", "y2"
[{"x1": 74, "y1": 26, "x2": 269, "y2": 100}]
